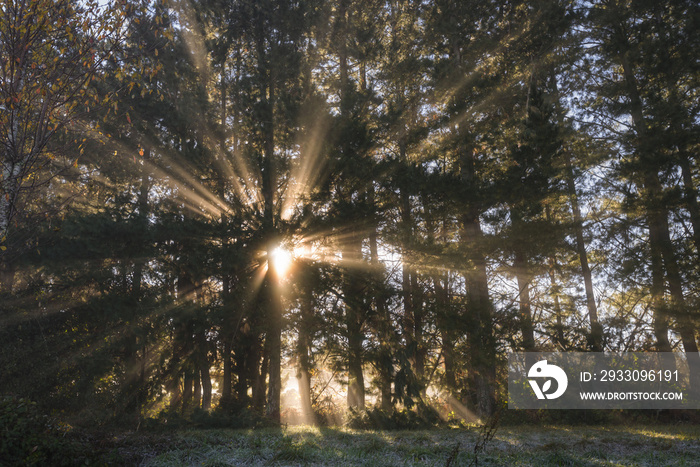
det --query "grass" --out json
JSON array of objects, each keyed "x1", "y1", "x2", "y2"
[{"x1": 103, "y1": 424, "x2": 700, "y2": 466}]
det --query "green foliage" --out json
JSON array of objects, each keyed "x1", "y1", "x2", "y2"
[
  {"x1": 141, "y1": 407, "x2": 277, "y2": 431},
  {"x1": 0, "y1": 396, "x2": 96, "y2": 466},
  {"x1": 346, "y1": 405, "x2": 444, "y2": 430},
  {"x1": 190, "y1": 407, "x2": 277, "y2": 430}
]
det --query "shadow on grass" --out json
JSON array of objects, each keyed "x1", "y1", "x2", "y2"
[{"x1": 99, "y1": 423, "x2": 700, "y2": 466}]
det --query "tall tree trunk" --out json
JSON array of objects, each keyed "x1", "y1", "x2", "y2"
[
  {"x1": 345, "y1": 233, "x2": 366, "y2": 410},
  {"x1": 565, "y1": 155, "x2": 603, "y2": 351},
  {"x1": 413, "y1": 274, "x2": 425, "y2": 390},
  {"x1": 434, "y1": 273, "x2": 457, "y2": 397},
  {"x1": 336, "y1": 0, "x2": 365, "y2": 411},
  {"x1": 399, "y1": 137, "x2": 421, "y2": 384},
  {"x1": 218, "y1": 63, "x2": 234, "y2": 407},
  {"x1": 544, "y1": 208, "x2": 567, "y2": 349},
  {"x1": 645, "y1": 171, "x2": 698, "y2": 367},
  {"x1": 264, "y1": 269, "x2": 282, "y2": 421},
  {"x1": 548, "y1": 270, "x2": 566, "y2": 349},
  {"x1": 514, "y1": 246, "x2": 536, "y2": 353},
  {"x1": 461, "y1": 155, "x2": 497, "y2": 416},
  {"x1": 182, "y1": 360, "x2": 194, "y2": 413},
  {"x1": 169, "y1": 326, "x2": 183, "y2": 411},
  {"x1": 256, "y1": 9, "x2": 281, "y2": 422},
  {"x1": 648, "y1": 202, "x2": 672, "y2": 352},
  {"x1": 369, "y1": 194, "x2": 392, "y2": 411},
  {"x1": 297, "y1": 285, "x2": 314, "y2": 423},
  {"x1": 648, "y1": 171, "x2": 700, "y2": 376},
  {"x1": 201, "y1": 366, "x2": 212, "y2": 410},
  {"x1": 253, "y1": 338, "x2": 268, "y2": 413},
  {"x1": 0, "y1": 162, "x2": 20, "y2": 245},
  {"x1": 171, "y1": 270, "x2": 195, "y2": 412},
  {"x1": 222, "y1": 333, "x2": 233, "y2": 405},
  {"x1": 619, "y1": 51, "x2": 696, "y2": 360},
  {"x1": 124, "y1": 147, "x2": 151, "y2": 414},
  {"x1": 464, "y1": 207, "x2": 497, "y2": 418},
  {"x1": 193, "y1": 369, "x2": 202, "y2": 409},
  {"x1": 181, "y1": 319, "x2": 195, "y2": 414},
  {"x1": 424, "y1": 197, "x2": 458, "y2": 399},
  {"x1": 447, "y1": 20, "x2": 496, "y2": 417},
  {"x1": 195, "y1": 328, "x2": 212, "y2": 410},
  {"x1": 131, "y1": 146, "x2": 151, "y2": 298},
  {"x1": 238, "y1": 330, "x2": 255, "y2": 407}
]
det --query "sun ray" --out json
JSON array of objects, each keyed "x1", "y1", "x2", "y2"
[
  {"x1": 144, "y1": 157, "x2": 228, "y2": 217},
  {"x1": 280, "y1": 107, "x2": 332, "y2": 221},
  {"x1": 197, "y1": 125, "x2": 265, "y2": 212}
]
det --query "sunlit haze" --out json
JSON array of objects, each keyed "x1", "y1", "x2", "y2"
[{"x1": 270, "y1": 246, "x2": 293, "y2": 278}]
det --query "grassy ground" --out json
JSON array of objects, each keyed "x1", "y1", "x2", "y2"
[{"x1": 103, "y1": 424, "x2": 700, "y2": 466}]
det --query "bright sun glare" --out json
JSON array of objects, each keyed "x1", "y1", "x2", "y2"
[{"x1": 270, "y1": 246, "x2": 293, "y2": 277}]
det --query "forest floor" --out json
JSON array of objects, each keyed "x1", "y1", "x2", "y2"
[{"x1": 102, "y1": 423, "x2": 700, "y2": 466}]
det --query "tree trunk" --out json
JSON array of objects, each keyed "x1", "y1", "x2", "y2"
[
  {"x1": 546, "y1": 262, "x2": 566, "y2": 349},
  {"x1": 265, "y1": 272, "x2": 282, "y2": 422},
  {"x1": 195, "y1": 328, "x2": 212, "y2": 410},
  {"x1": 193, "y1": 369, "x2": 202, "y2": 409},
  {"x1": 201, "y1": 365, "x2": 212, "y2": 410},
  {"x1": 400, "y1": 169, "x2": 419, "y2": 382},
  {"x1": 124, "y1": 147, "x2": 151, "y2": 415},
  {"x1": 222, "y1": 333, "x2": 233, "y2": 405},
  {"x1": 648, "y1": 171, "x2": 700, "y2": 379},
  {"x1": 169, "y1": 326, "x2": 183, "y2": 411},
  {"x1": 182, "y1": 362, "x2": 194, "y2": 413},
  {"x1": 297, "y1": 287, "x2": 314, "y2": 423},
  {"x1": 543, "y1": 205, "x2": 567, "y2": 349},
  {"x1": 253, "y1": 338, "x2": 268, "y2": 413},
  {"x1": 346, "y1": 320, "x2": 365, "y2": 410},
  {"x1": 459, "y1": 170, "x2": 497, "y2": 416},
  {"x1": 131, "y1": 146, "x2": 150, "y2": 298},
  {"x1": 256, "y1": 7, "x2": 281, "y2": 422},
  {"x1": 565, "y1": 155, "x2": 603, "y2": 351},
  {"x1": 370, "y1": 219, "x2": 392, "y2": 411},
  {"x1": 235, "y1": 324, "x2": 255, "y2": 405},
  {"x1": 514, "y1": 246, "x2": 536, "y2": 352},
  {"x1": 648, "y1": 202, "x2": 672, "y2": 352},
  {"x1": 461, "y1": 205, "x2": 497, "y2": 417},
  {"x1": 171, "y1": 270, "x2": 195, "y2": 412},
  {"x1": 434, "y1": 273, "x2": 458, "y2": 397},
  {"x1": 345, "y1": 234, "x2": 366, "y2": 411},
  {"x1": 618, "y1": 45, "x2": 698, "y2": 379},
  {"x1": 448, "y1": 20, "x2": 497, "y2": 416},
  {"x1": 218, "y1": 63, "x2": 234, "y2": 407},
  {"x1": 336, "y1": 0, "x2": 365, "y2": 412},
  {"x1": 0, "y1": 162, "x2": 21, "y2": 244}
]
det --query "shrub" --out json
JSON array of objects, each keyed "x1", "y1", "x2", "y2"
[
  {"x1": 0, "y1": 396, "x2": 93, "y2": 466},
  {"x1": 346, "y1": 404, "x2": 445, "y2": 430},
  {"x1": 191, "y1": 406, "x2": 276, "y2": 429},
  {"x1": 141, "y1": 405, "x2": 277, "y2": 431}
]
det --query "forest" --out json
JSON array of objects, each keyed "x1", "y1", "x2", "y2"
[{"x1": 0, "y1": 0, "x2": 699, "y2": 463}]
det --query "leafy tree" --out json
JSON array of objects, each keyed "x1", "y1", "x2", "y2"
[{"x1": 0, "y1": 0, "x2": 132, "y2": 261}]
